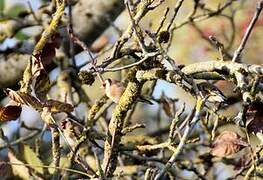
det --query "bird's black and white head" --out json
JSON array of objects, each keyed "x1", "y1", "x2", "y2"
[
  {"x1": 198, "y1": 82, "x2": 227, "y2": 103},
  {"x1": 102, "y1": 79, "x2": 113, "y2": 93},
  {"x1": 104, "y1": 78, "x2": 112, "y2": 87}
]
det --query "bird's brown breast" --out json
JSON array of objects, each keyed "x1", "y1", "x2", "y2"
[{"x1": 109, "y1": 83, "x2": 125, "y2": 103}]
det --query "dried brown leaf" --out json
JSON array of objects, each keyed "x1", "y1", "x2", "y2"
[
  {"x1": 35, "y1": 33, "x2": 62, "y2": 67},
  {"x1": 30, "y1": 34, "x2": 61, "y2": 101},
  {"x1": 0, "y1": 160, "x2": 12, "y2": 178},
  {"x1": 0, "y1": 105, "x2": 22, "y2": 121},
  {"x1": 160, "y1": 93, "x2": 174, "y2": 117},
  {"x1": 246, "y1": 102, "x2": 263, "y2": 133},
  {"x1": 211, "y1": 131, "x2": 248, "y2": 157},
  {"x1": 45, "y1": 100, "x2": 74, "y2": 113},
  {"x1": 5, "y1": 89, "x2": 43, "y2": 110},
  {"x1": 34, "y1": 69, "x2": 50, "y2": 101},
  {"x1": 60, "y1": 120, "x2": 83, "y2": 146},
  {"x1": 31, "y1": 55, "x2": 51, "y2": 101},
  {"x1": 158, "y1": 30, "x2": 170, "y2": 43}
]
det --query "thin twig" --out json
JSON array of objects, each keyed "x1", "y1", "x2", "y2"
[
  {"x1": 96, "y1": 52, "x2": 158, "y2": 73},
  {"x1": 167, "y1": 0, "x2": 238, "y2": 52},
  {"x1": 155, "y1": 98, "x2": 204, "y2": 179},
  {"x1": 5, "y1": 162, "x2": 92, "y2": 178},
  {"x1": 67, "y1": 27, "x2": 104, "y2": 84},
  {"x1": 50, "y1": 126, "x2": 61, "y2": 179},
  {"x1": 27, "y1": 1, "x2": 40, "y2": 23},
  {"x1": 167, "y1": 0, "x2": 185, "y2": 31},
  {"x1": 0, "y1": 130, "x2": 40, "y2": 150},
  {"x1": 232, "y1": 0, "x2": 263, "y2": 62},
  {"x1": 67, "y1": 0, "x2": 76, "y2": 67},
  {"x1": 126, "y1": 0, "x2": 148, "y2": 54},
  {"x1": 156, "y1": 7, "x2": 170, "y2": 34}
]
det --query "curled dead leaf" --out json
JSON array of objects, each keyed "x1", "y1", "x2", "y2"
[
  {"x1": 45, "y1": 100, "x2": 74, "y2": 113},
  {"x1": 31, "y1": 55, "x2": 51, "y2": 101},
  {"x1": 60, "y1": 119, "x2": 83, "y2": 146},
  {"x1": 0, "y1": 105, "x2": 22, "y2": 121},
  {"x1": 31, "y1": 34, "x2": 61, "y2": 101},
  {"x1": 78, "y1": 71, "x2": 95, "y2": 86},
  {"x1": 5, "y1": 89, "x2": 74, "y2": 115},
  {"x1": 5, "y1": 89, "x2": 43, "y2": 110},
  {"x1": 0, "y1": 160, "x2": 12, "y2": 178},
  {"x1": 158, "y1": 30, "x2": 170, "y2": 43},
  {"x1": 35, "y1": 32, "x2": 62, "y2": 67},
  {"x1": 160, "y1": 93, "x2": 175, "y2": 117},
  {"x1": 211, "y1": 131, "x2": 248, "y2": 157}
]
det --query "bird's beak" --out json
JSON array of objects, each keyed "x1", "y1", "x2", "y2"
[{"x1": 101, "y1": 82, "x2": 106, "y2": 89}]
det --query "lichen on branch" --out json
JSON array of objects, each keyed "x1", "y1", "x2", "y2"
[{"x1": 102, "y1": 68, "x2": 144, "y2": 177}]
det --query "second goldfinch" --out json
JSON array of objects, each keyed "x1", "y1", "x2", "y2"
[{"x1": 197, "y1": 82, "x2": 227, "y2": 103}]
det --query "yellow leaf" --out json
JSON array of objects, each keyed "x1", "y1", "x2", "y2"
[
  {"x1": 8, "y1": 150, "x2": 30, "y2": 180},
  {"x1": 23, "y1": 144, "x2": 44, "y2": 174}
]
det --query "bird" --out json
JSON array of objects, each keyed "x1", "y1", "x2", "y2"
[
  {"x1": 102, "y1": 78, "x2": 153, "y2": 104},
  {"x1": 197, "y1": 82, "x2": 227, "y2": 104}
]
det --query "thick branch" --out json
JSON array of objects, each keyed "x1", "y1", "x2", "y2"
[
  {"x1": 136, "y1": 61, "x2": 263, "y2": 102},
  {"x1": 181, "y1": 61, "x2": 263, "y2": 76},
  {"x1": 20, "y1": 0, "x2": 65, "y2": 92},
  {"x1": 102, "y1": 71, "x2": 144, "y2": 177}
]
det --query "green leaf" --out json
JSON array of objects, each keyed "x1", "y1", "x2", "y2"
[
  {"x1": 23, "y1": 144, "x2": 44, "y2": 174},
  {"x1": 15, "y1": 30, "x2": 30, "y2": 41},
  {"x1": 0, "y1": 0, "x2": 4, "y2": 15},
  {"x1": 6, "y1": 4, "x2": 27, "y2": 18}
]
